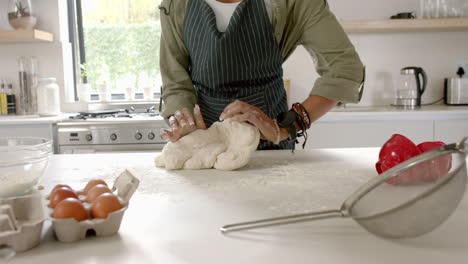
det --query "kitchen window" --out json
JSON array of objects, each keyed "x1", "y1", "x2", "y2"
[{"x1": 69, "y1": 0, "x2": 162, "y2": 102}]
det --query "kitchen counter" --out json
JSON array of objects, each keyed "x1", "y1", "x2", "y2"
[
  {"x1": 0, "y1": 105, "x2": 467, "y2": 125},
  {"x1": 0, "y1": 114, "x2": 72, "y2": 125},
  {"x1": 9, "y1": 149, "x2": 468, "y2": 264},
  {"x1": 325, "y1": 105, "x2": 468, "y2": 122}
]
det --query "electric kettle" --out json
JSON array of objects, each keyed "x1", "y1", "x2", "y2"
[{"x1": 394, "y1": 67, "x2": 427, "y2": 109}]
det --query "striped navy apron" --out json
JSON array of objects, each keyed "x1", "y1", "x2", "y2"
[{"x1": 183, "y1": 0, "x2": 293, "y2": 150}]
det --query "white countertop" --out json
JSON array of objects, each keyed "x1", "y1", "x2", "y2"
[
  {"x1": 0, "y1": 114, "x2": 72, "y2": 125},
  {"x1": 324, "y1": 105, "x2": 468, "y2": 122},
  {"x1": 1, "y1": 105, "x2": 467, "y2": 125},
  {"x1": 9, "y1": 149, "x2": 468, "y2": 264},
  {"x1": 0, "y1": 114, "x2": 165, "y2": 125}
]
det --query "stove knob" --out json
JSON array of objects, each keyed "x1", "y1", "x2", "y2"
[
  {"x1": 148, "y1": 132, "x2": 155, "y2": 140},
  {"x1": 110, "y1": 133, "x2": 118, "y2": 141},
  {"x1": 135, "y1": 132, "x2": 143, "y2": 140},
  {"x1": 85, "y1": 134, "x2": 93, "y2": 142}
]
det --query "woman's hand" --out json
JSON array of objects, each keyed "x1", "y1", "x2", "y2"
[
  {"x1": 220, "y1": 100, "x2": 282, "y2": 143},
  {"x1": 160, "y1": 105, "x2": 206, "y2": 143}
]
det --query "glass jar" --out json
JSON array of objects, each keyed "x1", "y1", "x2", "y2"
[
  {"x1": 8, "y1": 0, "x2": 36, "y2": 30},
  {"x1": 37, "y1": 78, "x2": 60, "y2": 116},
  {"x1": 99, "y1": 82, "x2": 111, "y2": 102},
  {"x1": 465, "y1": 3, "x2": 468, "y2": 17},
  {"x1": 422, "y1": 0, "x2": 466, "y2": 18},
  {"x1": 420, "y1": 0, "x2": 440, "y2": 18},
  {"x1": 439, "y1": 0, "x2": 465, "y2": 17}
]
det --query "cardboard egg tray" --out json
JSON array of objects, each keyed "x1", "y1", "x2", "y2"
[
  {"x1": 0, "y1": 169, "x2": 139, "y2": 252},
  {"x1": 46, "y1": 169, "x2": 140, "y2": 242},
  {"x1": 0, "y1": 192, "x2": 45, "y2": 252}
]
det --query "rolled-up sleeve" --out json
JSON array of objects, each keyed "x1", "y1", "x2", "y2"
[
  {"x1": 300, "y1": 0, "x2": 364, "y2": 103},
  {"x1": 159, "y1": 0, "x2": 196, "y2": 119}
]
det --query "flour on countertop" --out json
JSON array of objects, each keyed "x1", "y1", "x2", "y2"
[
  {"x1": 41, "y1": 153, "x2": 375, "y2": 215},
  {"x1": 138, "y1": 157, "x2": 372, "y2": 214}
]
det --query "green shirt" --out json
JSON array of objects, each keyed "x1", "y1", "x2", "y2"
[{"x1": 159, "y1": 0, "x2": 365, "y2": 119}]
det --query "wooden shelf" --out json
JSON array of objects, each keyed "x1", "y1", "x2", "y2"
[
  {"x1": 0, "y1": 29, "x2": 54, "y2": 43},
  {"x1": 341, "y1": 18, "x2": 468, "y2": 33}
]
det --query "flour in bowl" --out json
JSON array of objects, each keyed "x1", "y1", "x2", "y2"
[{"x1": 0, "y1": 170, "x2": 42, "y2": 197}]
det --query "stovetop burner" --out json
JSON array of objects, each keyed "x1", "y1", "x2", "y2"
[{"x1": 70, "y1": 106, "x2": 159, "y2": 120}]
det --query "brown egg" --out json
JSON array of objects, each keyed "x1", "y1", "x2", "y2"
[
  {"x1": 86, "y1": 184, "x2": 112, "y2": 203},
  {"x1": 49, "y1": 188, "x2": 79, "y2": 208},
  {"x1": 53, "y1": 198, "x2": 87, "y2": 221},
  {"x1": 91, "y1": 193, "x2": 123, "y2": 219},
  {"x1": 49, "y1": 184, "x2": 73, "y2": 199},
  {"x1": 83, "y1": 179, "x2": 108, "y2": 195}
]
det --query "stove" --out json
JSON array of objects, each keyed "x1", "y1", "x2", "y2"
[
  {"x1": 70, "y1": 106, "x2": 159, "y2": 120},
  {"x1": 56, "y1": 107, "x2": 167, "y2": 154}
]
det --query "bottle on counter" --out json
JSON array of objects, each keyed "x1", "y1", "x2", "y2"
[
  {"x1": 18, "y1": 56, "x2": 30, "y2": 115},
  {"x1": 99, "y1": 81, "x2": 111, "y2": 102},
  {"x1": 7, "y1": 81, "x2": 17, "y2": 115},
  {"x1": 0, "y1": 78, "x2": 7, "y2": 115},
  {"x1": 37, "y1": 78, "x2": 60, "y2": 116},
  {"x1": 17, "y1": 56, "x2": 39, "y2": 115},
  {"x1": 29, "y1": 56, "x2": 39, "y2": 114}
]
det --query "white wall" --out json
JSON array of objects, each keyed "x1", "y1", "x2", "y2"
[
  {"x1": 284, "y1": 0, "x2": 468, "y2": 107},
  {"x1": 0, "y1": 0, "x2": 75, "y2": 112}
]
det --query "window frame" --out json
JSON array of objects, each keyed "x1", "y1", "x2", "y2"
[{"x1": 67, "y1": 0, "x2": 162, "y2": 105}]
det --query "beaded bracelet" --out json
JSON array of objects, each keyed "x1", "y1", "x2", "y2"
[
  {"x1": 291, "y1": 103, "x2": 311, "y2": 130},
  {"x1": 290, "y1": 102, "x2": 311, "y2": 149}
]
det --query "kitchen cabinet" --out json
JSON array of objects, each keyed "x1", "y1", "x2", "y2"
[
  {"x1": 0, "y1": 124, "x2": 55, "y2": 139},
  {"x1": 434, "y1": 120, "x2": 468, "y2": 143},
  {"x1": 0, "y1": 115, "x2": 67, "y2": 142},
  {"x1": 0, "y1": 123, "x2": 57, "y2": 152},
  {"x1": 307, "y1": 120, "x2": 434, "y2": 149}
]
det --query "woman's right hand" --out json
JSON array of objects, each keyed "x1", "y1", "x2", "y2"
[{"x1": 160, "y1": 104, "x2": 206, "y2": 143}]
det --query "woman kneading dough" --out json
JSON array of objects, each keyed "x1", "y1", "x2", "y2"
[{"x1": 159, "y1": 0, "x2": 364, "y2": 149}]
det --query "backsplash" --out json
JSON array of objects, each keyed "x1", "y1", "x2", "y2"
[{"x1": 284, "y1": 0, "x2": 468, "y2": 107}]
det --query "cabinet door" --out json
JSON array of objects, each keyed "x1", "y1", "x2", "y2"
[
  {"x1": 434, "y1": 120, "x2": 468, "y2": 143},
  {"x1": 307, "y1": 120, "x2": 434, "y2": 149},
  {"x1": 0, "y1": 124, "x2": 54, "y2": 139}
]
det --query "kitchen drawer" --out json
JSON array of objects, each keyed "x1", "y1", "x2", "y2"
[
  {"x1": 307, "y1": 120, "x2": 434, "y2": 149},
  {"x1": 0, "y1": 124, "x2": 55, "y2": 139},
  {"x1": 434, "y1": 120, "x2": 468, "y2": 143}
]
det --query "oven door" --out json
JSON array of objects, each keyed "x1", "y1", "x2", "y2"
[{"x1": 58, "y1": 143, "x2": 165, "y2": 154}]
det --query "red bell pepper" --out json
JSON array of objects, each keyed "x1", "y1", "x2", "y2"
[
  {"x1": 376, "y1": 135, "x2": 450, "y2": 185},
  {"x1": 416, "y1": 142, "x2": 452, "y2": 182}
]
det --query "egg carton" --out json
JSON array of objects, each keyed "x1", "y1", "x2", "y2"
[
  {"x1": 0, "y1": 192, "x2": 45, "y2": 252},
  {"x1": 46, "y1": 169, "x2": 140, "y2": 243}
]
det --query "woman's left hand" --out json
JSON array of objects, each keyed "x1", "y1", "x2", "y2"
[{"x1": 220, "y1": 100, "x2": 281, "y2": 143}]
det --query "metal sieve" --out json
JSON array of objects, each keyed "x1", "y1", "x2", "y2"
[{"x1": 221, "y1": 137, "x2": 468, "y2": 239}]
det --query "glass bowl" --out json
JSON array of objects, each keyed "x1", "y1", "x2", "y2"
[{"x1": 0, "y1": 137, "x2": 52, "y2": 197}]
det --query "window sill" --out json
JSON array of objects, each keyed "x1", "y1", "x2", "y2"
[
  {"x1": 86, "y1": 100, "x2": 161, "y2": 111},
  {"x1": 62, "y1": 100, "x2": 161, "y2": 113},
  {"x1": 86, "y1": 100, "x2": 160, "y2": 105}
]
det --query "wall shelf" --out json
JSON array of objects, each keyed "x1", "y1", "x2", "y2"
[
  {"x1": 0, "y1": 29, "x2": 54, "y2": 43},
  {"x1": 341, "y1": 18, "x2": 468, "y2": 33}
]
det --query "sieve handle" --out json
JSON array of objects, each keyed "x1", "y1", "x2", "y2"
[{"x1": 220, "y1": 209, "x2": 344, "y2": 233}]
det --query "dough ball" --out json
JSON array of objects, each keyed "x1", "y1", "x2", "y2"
[{"x1": 155, "y1": 120, "x2": 260, "y2": 171}]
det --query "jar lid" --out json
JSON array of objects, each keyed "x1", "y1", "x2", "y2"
[{"x1": 38, "y1": 78, "x2": 57, "y2": 82}]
